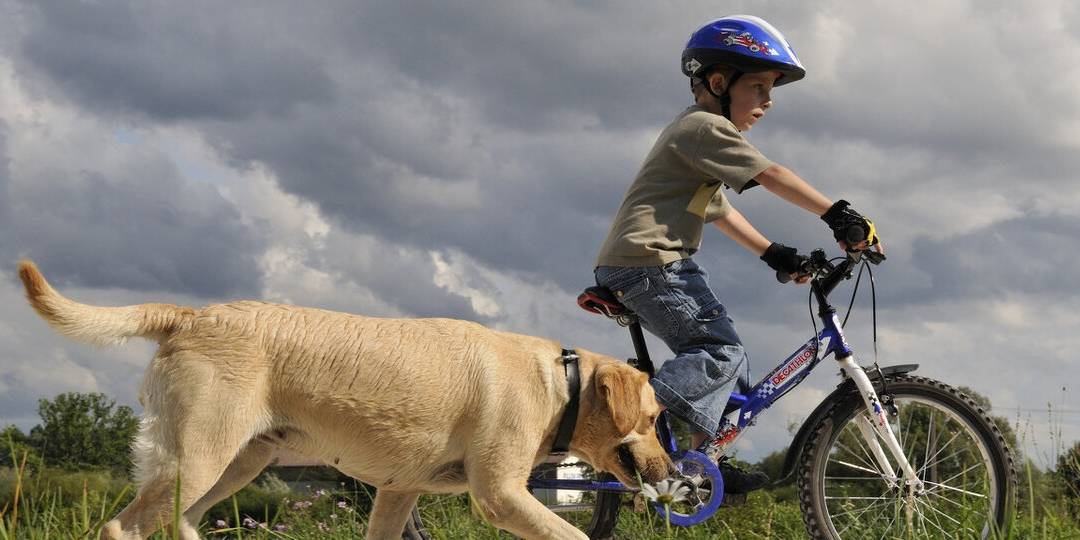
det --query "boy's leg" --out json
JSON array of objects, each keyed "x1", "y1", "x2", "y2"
[
  {"x1": 595, "y1": 259, "x2": 747, "y2": 438},
  {"x1": 596, "y1": 259, "x2": 767, "y2": 493}
]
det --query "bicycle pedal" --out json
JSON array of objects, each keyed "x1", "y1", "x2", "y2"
[{"x1": 720, "y1": 492, "x2": 747, "y2": 507}]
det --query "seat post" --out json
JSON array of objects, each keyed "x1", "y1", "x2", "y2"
[{"x1": 627, "y1": 321, "x2": 655, "y2": 376}]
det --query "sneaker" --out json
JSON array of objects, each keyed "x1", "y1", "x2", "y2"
[{"x1": 718, "y1": 461, "x2": 769, "y2": 494}]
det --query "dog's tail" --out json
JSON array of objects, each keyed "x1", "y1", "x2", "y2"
[{"x1": 18, "y1": 260, "x2": 194, "y2": 346}]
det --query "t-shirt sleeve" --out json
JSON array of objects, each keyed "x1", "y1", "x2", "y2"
[{"x1": 690, "y1": 117, "x2": 773, "y2": 193}]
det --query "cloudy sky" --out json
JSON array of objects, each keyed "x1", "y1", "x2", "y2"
[{"x1": 0, "y1": 0, "x2": 1077, "y2": 467}]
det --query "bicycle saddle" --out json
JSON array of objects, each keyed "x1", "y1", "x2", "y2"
[{"x1": 577, "y1": 286, "x2": 632, "y2": 318}]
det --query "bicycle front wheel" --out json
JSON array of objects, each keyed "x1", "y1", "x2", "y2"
[{"x1": 798, "y1": 375, "x2": 1016, "y2": 539}]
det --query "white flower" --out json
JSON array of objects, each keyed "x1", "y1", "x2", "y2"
[{"x1": 639, "y1": 479, "x2": 691, "y2": 506}]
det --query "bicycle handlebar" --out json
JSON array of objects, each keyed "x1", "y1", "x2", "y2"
[
  {"x1": 775, "y1": 247, "x2": 886, "y2": 290},
  {"x1": 776, "y1": 225, "x2": 874, "y2": 285}
]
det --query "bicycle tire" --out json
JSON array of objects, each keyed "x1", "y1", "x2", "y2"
[
  {"x1": 797, "y1": 374, "x2": 1016, "y2": 539},
  {"x1": 529, "y1": 469, "x2": 623, "y2": 539},
  {"x1": 402, "y1": 505, "x2": 431, "y2": 540},
  {"x1": 402, "y1": 473, "x2": 622, "y2": 539},
  {"x1": 582, "y1": 473, "x2": 623, "y2": 539}
]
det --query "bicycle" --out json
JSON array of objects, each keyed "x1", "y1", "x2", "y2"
[{"x1": 404, "y1": 249, "x2": 1016, "y2": 539}]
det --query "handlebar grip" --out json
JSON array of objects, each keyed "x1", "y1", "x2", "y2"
[
  {"x1": 845, "y1": 224, "x2": 866, "y2": 244},
  {"x1": 776, "y1": 270, "x2": 792, "y2": 284}
]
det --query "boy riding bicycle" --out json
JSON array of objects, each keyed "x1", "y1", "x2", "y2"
[{"x1": 593, "y1": 15, "x2": 883, "y2": 494}]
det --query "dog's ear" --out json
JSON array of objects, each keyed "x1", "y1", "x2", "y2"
[{"x1": 595, "y1": 363, "x2": 646, "y2": 436}]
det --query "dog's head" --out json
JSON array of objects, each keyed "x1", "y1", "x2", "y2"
[{"x1": 577, "y1": 360, "x2": 674, "y2": 487}]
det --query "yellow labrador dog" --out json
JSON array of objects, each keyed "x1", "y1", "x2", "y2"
[{"x1": 18, "y1": 261, "x2": 673, "y2": 540}]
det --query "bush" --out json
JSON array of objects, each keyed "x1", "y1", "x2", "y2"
[{"x1": 1, "y1": 426, "x2": 44, "y2": 474}]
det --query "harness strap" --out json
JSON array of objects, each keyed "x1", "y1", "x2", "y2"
[{"x1": 551, "y1": 349, "x2": 580, "y2": 455}]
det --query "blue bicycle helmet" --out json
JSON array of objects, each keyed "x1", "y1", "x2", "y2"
[{"x1": 682, "y1": 16, "x2": 805, "y2": 118}]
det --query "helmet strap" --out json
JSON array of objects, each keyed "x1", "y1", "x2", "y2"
[
  {"x1": 718, "y1": 70, "x2": 743, "y2": 120},
  {"x1": 696, "y1": 68, "x2": 744, "y2": 120}
]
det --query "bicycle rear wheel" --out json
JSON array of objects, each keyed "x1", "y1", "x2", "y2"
[
  {"x1": 402, "y1": 469, "x2": 623, "y2": 539},
  {"x1": 401, "y1": 505, "x2": 431, "y2": 540},
  {"x1": 529, "y1": 465, "x2": 623, "y2": 539},
  {"x1": 798, "y1": 375, "x2": 1016, "y2": 539}
]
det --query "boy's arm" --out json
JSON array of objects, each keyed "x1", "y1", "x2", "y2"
[
  {"x1": 754, "y1": 164, "x2": 833, "y2": 216},
  {"x1": 714, "y1": 207, "x2": 811, "y2": 284},
  {"x1": 712, "y1": 206, "x2": 771, "y2": 257},
  {"x1": 754, "y1": 164, "x2": 884, "y2": 253}
]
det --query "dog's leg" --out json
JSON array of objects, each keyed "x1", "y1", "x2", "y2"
[
  {"x1": 466, "y1": 461, "x2": 589, "y2": 540},
  {"x1": 181, "y1": 440, "x2": 276, "y2": 532},
  {"x1": 366, "y1": 490, "x2": 421, "y2": 540},
  {"x1": 469, "y1": 482, "x2": 590, "y2": 540},
  {"x1": 101, "y1": 438, "x2": 256, "y2": 540},
  {"x1": 101, "y1": 352, "x2": 266, "y2": 540},
  {"x1": 101, "y1": 432, "x2": 256, "y2": 540}
]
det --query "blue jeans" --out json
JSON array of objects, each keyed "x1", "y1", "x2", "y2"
[{"x1": 595, "y1": 258, "x2": 749, "y2": 437}]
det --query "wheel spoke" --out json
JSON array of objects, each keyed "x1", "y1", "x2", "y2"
[
  {"x1": 876, "y1": 500, "x2": 900, "y2": 540},
  {"x1": 829, "y1": 497, "x2": 892, "y2": 519},
  {"x1": 835, "y1": 497, "x2": 893, "y2": 535},
  {"x1": 922, "y1": 407, "x2": 936, "y2": 479},
  {"x1": 930, "y1": 460, "x2": 984, "y2": 489},
  {"x1": 929, "y1": 490, "x2": 968, "y2": 509},
  {"x1": 834, "y1": 438, "x2": 884, "y2": 476},
  {"x1": 919, "y1": 446, "x2": 969, "y2": 479},
  {"x1": 824, "y1": 475, "x2": 891, "y2": 481},
  {"x1": 831, "y1": 459, "x2": 886, "y2": 476},
  {"x1": 917, "y1": 429, "x2": 964, "y2": 476},
  {"x1": 921, "y1": 479, "x2": 989, "y2": 499},
  {"x1": 916, "y1": 494, "x2": 964, "y2": 532}
]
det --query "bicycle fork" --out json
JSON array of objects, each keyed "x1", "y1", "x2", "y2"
[{"x1": 836, "y1": 356, "x2": 924, "y2": 494}]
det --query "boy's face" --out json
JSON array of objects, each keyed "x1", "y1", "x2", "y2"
[{"x1": 726, "y1": 70, "x2": 781, "y2": 131}]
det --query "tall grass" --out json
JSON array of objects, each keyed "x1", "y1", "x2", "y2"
[
  {"x1": 2, "y1": 406, "x2": 1078, "y2": 540},
  {"x1": 4, "y1": 460, "x2": 1078, "y2": 540}
]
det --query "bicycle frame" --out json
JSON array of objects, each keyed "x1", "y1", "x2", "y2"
[{"x1": 531, "y1": 256, "x2": 923, "y2": 497}]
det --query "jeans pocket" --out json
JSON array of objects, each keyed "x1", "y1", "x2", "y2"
[
  {"x1": 596, "y1": 267, "x2": 651, "y2": 302},
  {"x1": 692, "y1": 295, "x2": 726, "y2": 322}
]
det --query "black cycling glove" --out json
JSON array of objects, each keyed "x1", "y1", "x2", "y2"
[
  {"x1": 821, "y1": 200, "x2": 880, "y2": 248},
  {"x1": 760, "y1": 242, "x2": 809, "y2": 275}
]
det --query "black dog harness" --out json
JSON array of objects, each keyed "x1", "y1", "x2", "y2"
[{"x1": 550, "y1": 348, "x2": 580, "y2": 456}]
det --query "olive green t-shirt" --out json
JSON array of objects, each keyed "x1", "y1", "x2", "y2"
[{"x1": 594, "y1": 105, "x2": 773, "y2": 268}]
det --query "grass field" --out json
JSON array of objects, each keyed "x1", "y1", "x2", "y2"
[{"x1": 2, "y1": 461, "x2": 1078, "y2": 539}]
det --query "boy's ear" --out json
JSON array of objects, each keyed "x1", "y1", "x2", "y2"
[{"x1": 708, "y1": 71, "x2": 727, "y2": 94}]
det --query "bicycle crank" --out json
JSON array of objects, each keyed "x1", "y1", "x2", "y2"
[{"x1": 650, "y1": 450, "x2": 725, "y2": 527}]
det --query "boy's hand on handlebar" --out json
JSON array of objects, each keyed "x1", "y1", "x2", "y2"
[
  {"x1": 788, "y1": 271, "x2": 812, "y2": 284},
  {"x1": 839, "y1": 238, "x2": 885, "y2": 256},
  {"x1": 761, "y1": 243, "x2": 811, "y2": 285},
  {"x1": 821, "y1": 200, "x2": 882, "y2": 253}
]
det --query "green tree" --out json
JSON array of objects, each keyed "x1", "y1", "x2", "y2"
[
  {"x1": 28, "y1": 392, "x2": 138, "y2": 473},
  {"x1": 1, "y1": 425, "x2": 43, "y2": 471},
  {"x1": 1058, "y1": 440, "x2": 1080, "y2": 499}
]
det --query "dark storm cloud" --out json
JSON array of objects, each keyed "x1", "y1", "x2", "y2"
[
  {"x1": 16, "y1": 0, "x2": 335, "y2": 121},
  {"x1": 309, "y1": 232, "x2": 482, "y2": 320},
  {"x1": 1, "y1": 1, "x2": 819, "y2": 294},
  {"x1": 911, "y1": 214, "x2": 1080, "y2": 300},
  {"x1": 8, "y1": 0, "x2": 1077, "y2": 306},
  {"x1": 767, "y1": 4, "x2": 1079, "y2": 167},
  {"x1": 0, "y1": 121, "x2": 10, "y2": 226},
  {"x1": 5, "y1": 168, "x2": 267, "y2": 298}
]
